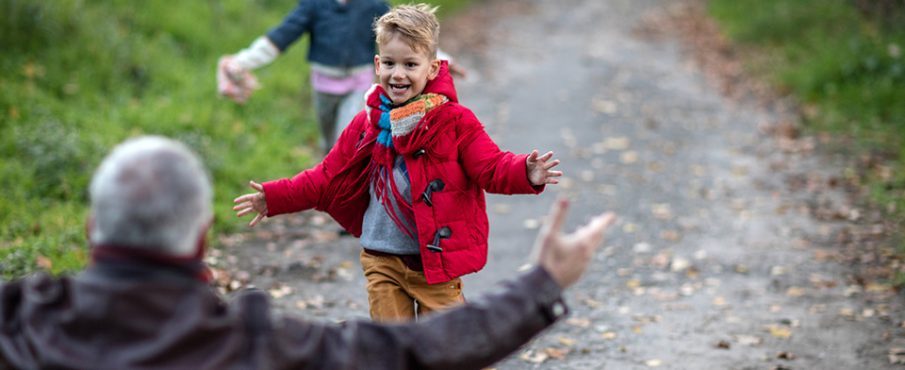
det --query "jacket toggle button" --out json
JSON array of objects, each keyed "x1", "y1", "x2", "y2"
[
  {"x1": 427, "y1": 226, "x2": 452, "y2": 252},
  {"x1": 413, "y1": 148, "x2": 426, "y2": 158},
  {"x1": 421, "y1": 179, "x2": 445, "y2": 207}
]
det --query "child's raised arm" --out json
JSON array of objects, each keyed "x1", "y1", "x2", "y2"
[
  {"x1": 526, "y1": 150, "x2": 562, "y2": 186},
  {"x1": 233, "y1": 181, "x2": 268, "y2": 227}
]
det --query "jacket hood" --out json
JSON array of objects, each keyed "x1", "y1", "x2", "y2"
[{"x1": 367, "y1": 60, "x2": 458, "y2": 109}]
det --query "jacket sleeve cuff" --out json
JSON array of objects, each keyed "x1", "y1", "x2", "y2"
[
  {"x1": 521, "y1": 267, "x2": 568, "y2": 323},
  {"x1": 262, "y1": 178, "x2": 294, "y2": 217},
  {"x1": 508, "y1": 153, "x2": 546, "y2": 194},
  {"x1": 233, "y1": 37, "x2": 280, "y2": 70}
]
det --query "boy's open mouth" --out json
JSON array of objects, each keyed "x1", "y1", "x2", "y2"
[{"x1": 389, "y1": 83, "x2": 410, "y2": 93}]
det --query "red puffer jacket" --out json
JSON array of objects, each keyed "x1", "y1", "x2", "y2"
[{"x1": 263, "y1": 63, "x2": 543, "y2": 284}]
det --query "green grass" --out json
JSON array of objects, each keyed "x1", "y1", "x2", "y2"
[
  {"x1": 0, "y1": 0, "x2": 470, "y2": 279},
  {"x1": 708, "y1": 0, "x2": 905, "y2": 282}
]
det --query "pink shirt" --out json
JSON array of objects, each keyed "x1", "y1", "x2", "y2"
[{"x1": 311, "y1": 68, "x2": 374, "y2": 95}]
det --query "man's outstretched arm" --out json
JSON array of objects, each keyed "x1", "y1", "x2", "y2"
[{"x1": 268, "y1": 199, "x2": 616, "y2": 370}]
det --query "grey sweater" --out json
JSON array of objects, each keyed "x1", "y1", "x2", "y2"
[{"x1": 360, "y1": 156, "x2": 419, "y2": 255}]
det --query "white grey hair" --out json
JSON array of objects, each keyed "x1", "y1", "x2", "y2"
[{"x1": 89, "y1": 136, "x2": 212, "y2": 256}]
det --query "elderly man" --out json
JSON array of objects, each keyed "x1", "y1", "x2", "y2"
[{"x1": 0, "y1": 136, "x2": 615, "y2": 369}]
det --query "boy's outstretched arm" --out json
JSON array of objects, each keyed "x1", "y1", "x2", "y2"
[
  {"x1": 233, "y1": 181, "x2": 268, "y2": 227},
  {"x1": 457, "y1": 113, "x2": 562, "y2": 194},
  {"x1": 526, "y1": 150, "x2": 563, "y2": 186}
]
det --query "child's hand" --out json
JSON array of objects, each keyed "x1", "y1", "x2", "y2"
[
  {"x1": 217, "y1": 56, "x2": 259, "y2": 104},
  {"x1": 448, "y1": 62, "x2": 468, "y2": 80},
  {"x1": 233, "y1": 181, "x2": 268, "y2": 227},
  {"x1": 526, "y1": 150, "x2": 563, "y2": 186},
  {"x1": 531, "y1": 198, "x2": 616, "y2": 288}
]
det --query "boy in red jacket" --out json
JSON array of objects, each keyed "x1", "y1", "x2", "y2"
[{"x1": 234, "y1": 4, "x2": 562, "y2": 322}]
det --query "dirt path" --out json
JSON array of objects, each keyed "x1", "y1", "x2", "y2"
[{"x1": 216, "y1": 0, "x2": 905, "y2": 368}]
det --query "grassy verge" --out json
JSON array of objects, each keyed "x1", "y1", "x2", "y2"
[
  {"x1": 0, "y1": 0, "x2": 469, "y2": 279},
  {"x1": 707, "y1": 0, "x2": 905, "y2": 284}
]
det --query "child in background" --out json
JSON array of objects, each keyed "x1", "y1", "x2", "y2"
[
  {"x1": 233, "y1": 4, "x2": 561, "y2": 322},
  {"x1": 218, "y1": 0, "x2": 465, "y2": 153}
]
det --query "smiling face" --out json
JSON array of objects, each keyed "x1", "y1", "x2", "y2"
[{"x1": 374, "y1": 34, "x2": 440, "y2": 105}]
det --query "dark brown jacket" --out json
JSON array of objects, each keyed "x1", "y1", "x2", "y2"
[{"x1": 0, "y1": 262, "x2": 565, "y2": 369}]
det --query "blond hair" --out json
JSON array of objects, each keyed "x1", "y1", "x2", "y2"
[{"x1": 374, "y1": 4, "x2": 440, "y2": 58}]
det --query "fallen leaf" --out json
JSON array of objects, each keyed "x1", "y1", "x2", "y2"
[
  {"x1": 592, "y1": 98, "x2": 618, "y2": 114},
  {"x1": 544, "y1": 347, "x2": 570, "y2": 360},
  {"x1": 889, "y1": 348, "x2": 905, "y2": 364},
  {"x1": 670, "y1": 257, "x2": 691, "y2": 272},
  {"x1": 712, "y1": 296, "x2": 727, "y2": 307},
  {"x1": 492, "y1": 204, "x2": 511, "y2": 214},
  {"x1": 620, "y1": 151, "x2": 639, "y2": 164},
  {"x1": 269, "y1": 285, "x2": 293, "y2": 299},
  {"x1": 582, "y1": 298, "x2": 603, "y2": 308},
  {"x1": 785, "y1": 286, "x2": 806, "y2": 297},
  {"x1": 660, "y1": 230, "x2": 681, "y2": 241},
  {"x1": 601, "y1": 331, "x2": 618, "y2": 340},
  {"x1": 623, "y1": 223, "x2": 638, "y2": 233},
  {"x1": 651, "y1": 252, "x2": 670, "y2": 269},
  {"x1": 523, "y1": 218, "x2": 540, "y2": 229},
  {"x1": 866, "y1": 283, "x2": 892, "y2": 293},
  {"x1": 839, "y1": 307, "x2": 856, "y2": 319},
  {"x1": 766, "y1": 324, "x2": 792, "y2": 339},
  {"x1": 519, "y1": 350, "x2": 548, "y2": 364},
  {"x1": 603, "y1": 136, "x2": 630, "y2": 150},
  {"x1": 651, "y1": 203, "x2": 672, "y2": 220},
  {"x1": 645, "y1": 359, "x2": 662, "y2": 367},
  {"x1": 777, "y1": 351, "x2": 796, "y2": 360},
  {"x1": 633, "y1": 242, "x2": 652, "y2": 253},
  {"x1": 566, "y1": 317, "x2": 591, "y2": 328},
  {"x1": 558, "y1": 336, "x2": 576, "y2": 346},
  {"x1": 735, "y1": 334, "x2": 763, "y2": 346},
  {"x1": 715, "y1": 340, "x2": 731, "y2": 349}
]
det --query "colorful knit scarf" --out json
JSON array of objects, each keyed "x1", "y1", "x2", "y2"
[{"x1": 371, "y1": 92, "x2": 448, "y2": 238}]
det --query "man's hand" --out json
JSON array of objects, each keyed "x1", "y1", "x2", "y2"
[
  {"x1": 532, "y1": 198, "x2": 616, "y2": 288},
  {"x1": 232, "y1": 181, "x2": 268, "y2": 227},
  {"x1": 526, "y1": 150, "x2": 563, "y2": 186}
]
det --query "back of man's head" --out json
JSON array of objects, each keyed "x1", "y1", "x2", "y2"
[{"x1": 88, "y1": 136, "x2": 212, "y2": 256}]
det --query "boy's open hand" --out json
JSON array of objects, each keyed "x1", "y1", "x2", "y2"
[
  {"x1": 233, "y1": 181, "x2": 268, "y2": 227},
  {"x1": 532, "y1": 198, "x2": 616, "y2": 288},
  {"x1": 526, "y1": 150, "x2": 563, "y2": 186}
]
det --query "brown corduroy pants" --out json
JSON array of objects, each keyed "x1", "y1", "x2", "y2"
[{"x1": 360, "y1": 250, "x2": 464, "y2": 322}]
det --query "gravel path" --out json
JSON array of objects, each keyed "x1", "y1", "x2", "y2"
[{"x1": 217, "y1": 1, "x2": 905, "y2": 368}]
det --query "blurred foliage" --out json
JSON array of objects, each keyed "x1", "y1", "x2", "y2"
[
  {"x1": 0, "y1": 0, "x2": 469, "y2": 279},
  {"x1": 709, "y1": 0, "x2": 905, "y2": 284}
]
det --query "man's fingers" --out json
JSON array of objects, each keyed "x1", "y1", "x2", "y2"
[
  {"x1": 544, "y1": 198, "x2": 570, "y2": 237},
  {"x1": 572, "y1": 212, "x2": 616, "y2": 248}
]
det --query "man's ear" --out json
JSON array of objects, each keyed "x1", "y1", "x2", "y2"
[
  {"x1": 374, "y1": 55, "x2": 381, "y2": 76},
  {"x1": 428, "y1": 58, "x2": 441, "y2": 80}
]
